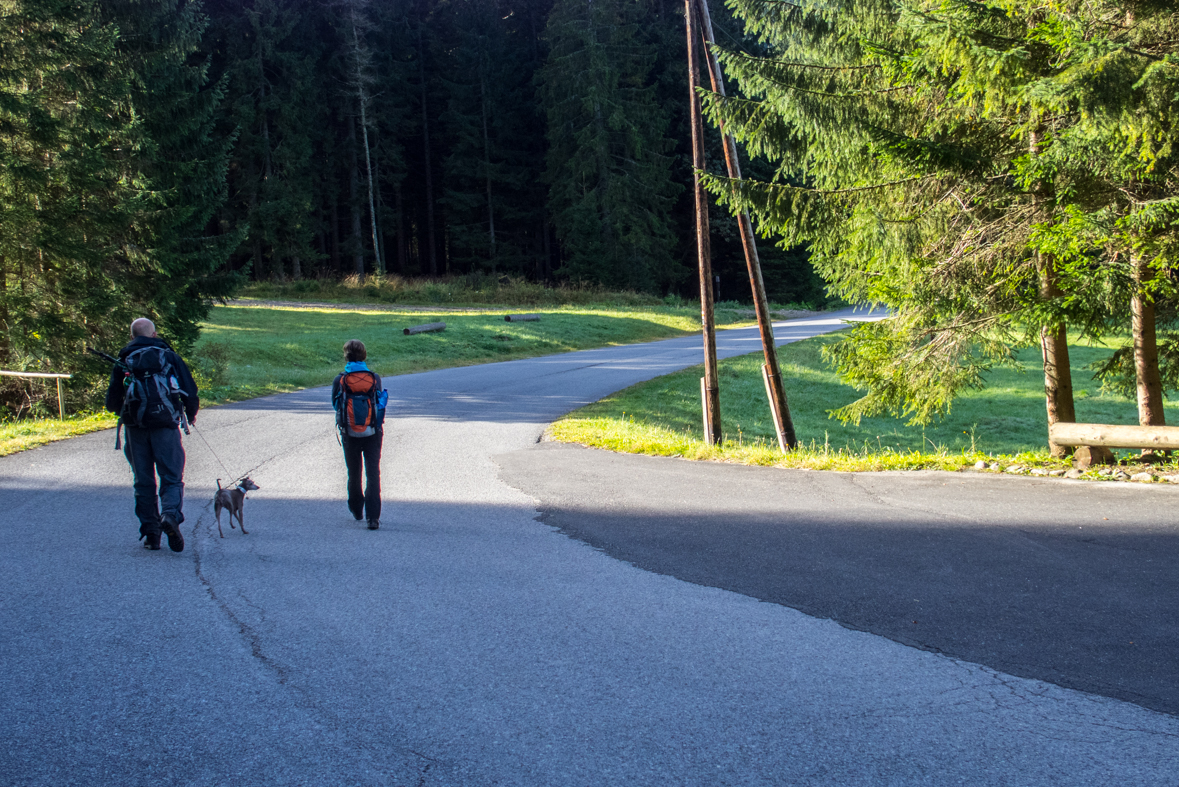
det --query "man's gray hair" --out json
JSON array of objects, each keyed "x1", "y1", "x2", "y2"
[{"x1": 130, "y1": 318, "x2": 156, "y2": 338}]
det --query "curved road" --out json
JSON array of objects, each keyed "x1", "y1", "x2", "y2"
[{"x1": 3, "y1": 308, "x2": 1178, "y2": 786}]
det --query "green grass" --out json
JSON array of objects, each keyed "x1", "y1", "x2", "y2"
[
  {"x1": 235, "y1": 275, "x2": 825, "y2": 312},
  {"x1": 550, "y1": 331, "x2": 1179, "y2": 472},
  {"x1": 191, "y1": 302, "x2": 752, "y2": 405},
  {"x1": 0, "y1": 411, "x2": 118, "y2": 457}
]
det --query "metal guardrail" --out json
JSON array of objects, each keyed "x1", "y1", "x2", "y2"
[{"x1": 0, "y1": 371, "x2": 73, "y2": 419}]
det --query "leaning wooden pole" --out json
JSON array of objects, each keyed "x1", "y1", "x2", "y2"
[
  {"x1": 694, "y1": 0, "x2": 797, "y2": 451},
  {"x1": 686, "y1": 0, "x2": 723, "y2": 446}
]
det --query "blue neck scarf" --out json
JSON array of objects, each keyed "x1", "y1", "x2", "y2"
[{"x1": 344, "y1": 361, "x2": 370, "y2": 373}]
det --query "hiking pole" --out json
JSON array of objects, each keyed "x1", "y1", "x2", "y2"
[
  {"x1": 87, "y1": 348, "x2": 123, "y2": 367},
  {"x1": 87, "y1": 347, "x2": 130, "y2": 449}
]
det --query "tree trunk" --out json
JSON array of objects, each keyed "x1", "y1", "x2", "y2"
[
  {"x1": 348, "y1": 114, "x2": 365, "y2": 279},
  {"x1": 1029, "y1": 119, "x2": 1076, "y2": 457},
  {"x1": 374, "y1": 151, "x2": 387, "y2": 275},
  {"x1": 257, "y1": 44, "x2": 275, "y2": 279},
  {"x1": 330, "y1": 195, "x2": 341, "y2": 273},
  {"x1": 248, "y1": 162, "x2": 266, "y2": 280},
  {"x1": 394, "y1": 182, "x2": 406, "y2": 274},
  {"x1": 360, "y1": 114, "x2": 381, "y2": 275},
  {"x1": 1039, "y1": 258, "x2": 1076, "y2": 457},
  {"x1": 316, "y1": 227, "x2": 327, "y2": 277},
  {"x1": 586, "y1": 0, "x2": 614, "y2": 262},
  {"x1": 418, "y1": 25, "x2": 438, "y2": 276},
  {"x1": 0, "y1": 254, "x2": 9, "y2": 364},
  {"x1": 479, "y1": 71, "x2": 496, "y2": 270},
  {"x1": 1132, "y1": 254, "x2": 1166, "y2": 427},
  {"x1": 348, "y1": 5, "x2": 381, "y2": 276},
  {"x1": 542, "y1": 221, "x2": 552, "y2": 282}
]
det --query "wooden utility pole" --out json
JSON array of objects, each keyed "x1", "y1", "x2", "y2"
[
  {"x1": 686, "y1": 0, "x2": 722, "y2": 445},
  {"x1": 694, "y1": 0, "x2": 797, "y2": 450}
]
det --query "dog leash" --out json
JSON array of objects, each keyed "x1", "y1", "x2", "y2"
[{"x1": 187, "y1": 423, "x2": 238, "y2": 481}]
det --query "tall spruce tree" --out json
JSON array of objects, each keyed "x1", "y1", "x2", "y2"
[
  {"x1": 0, "y1": 0, "x2": 134, "y2": 415},
  {"x1": 440, "y1": 0, "x2": 548, "y2": 276},
  {"x1": 705, "y1": 0, "x2": 1148, "y2": 452},
  {"x1": 209, "y1": 0, "x2": 324, "y2": 282},
  {"x1": 364, "y1": 0, "x2": 413, "y2": 275},
  {"x1": 104, "y1": 0, "x2": 239, "y2": 348},
  {"x1": 1019, "y1": 0, "x2": 1179, "y2": 429},
  {"x1": 2, "y1": 0, "x2": 234, "y2": 414},
  {"x1": 538, "y1": 0, "x2": 683, "y2": 292}
]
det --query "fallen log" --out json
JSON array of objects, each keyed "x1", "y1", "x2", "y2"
[
  {"x1": 1049, "y1": 422, "x2": 1179, "y2": 450},
  {"x1": 404, "y1": 322, "x2": 446, "y2": 335},
  {"x1": 504, "y1": 314, "x2": 540, "y2": 322}
]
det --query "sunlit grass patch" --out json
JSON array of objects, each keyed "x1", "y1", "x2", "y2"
[
  {"x1": 549, "y1": 331, "x2": 1179, "y2": 472},
  {"x1": 0, "y1": 412, "x2": 117, "y2": 457}
]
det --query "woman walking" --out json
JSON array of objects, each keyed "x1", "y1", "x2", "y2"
[{"x1": 332, "y1": 340, "x2": 387, "y2": 529}]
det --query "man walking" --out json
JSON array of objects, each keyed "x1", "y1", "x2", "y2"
[{"x1": 105, "y1": 318, "x2": 199, "y2": 552}]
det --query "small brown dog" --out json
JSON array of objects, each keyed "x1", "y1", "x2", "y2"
[{"x1": 213, "y1": 477, "x2": 260, "y2": 538}]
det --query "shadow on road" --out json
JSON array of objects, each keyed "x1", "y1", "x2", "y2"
[{"x1": 496, "y1": 443, "x2": 1179, "y2": 717}]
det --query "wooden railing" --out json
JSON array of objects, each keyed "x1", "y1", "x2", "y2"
[
  {"x1": 0, "y1": 371, "x2": 73, "y2": 419},
  {"x1": 1049, "y1": 422, "x2": 1179, "y2": 451}
]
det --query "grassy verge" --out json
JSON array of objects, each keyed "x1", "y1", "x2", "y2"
[
  {"x1": 549, "y1": 331, "x2": 1179, "y2": 475},
  {"x1": 0, "y1": 412, "x2": 118, "y2": 457}
]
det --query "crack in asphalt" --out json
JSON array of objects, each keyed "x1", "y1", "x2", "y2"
[
  {"x1": 190, "y1": 503, "x2": 292, "y2": 686},
  {"x1": 189, "y1": 502, "x2": 451, "y2": 785}
]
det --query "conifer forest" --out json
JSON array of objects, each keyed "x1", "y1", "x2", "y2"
[{"x1": 4, "y1": 0, "x2": 1179, "y2": 446}]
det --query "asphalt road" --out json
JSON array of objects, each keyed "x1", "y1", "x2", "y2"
[
  {"x1": 496, "y1": 443, "x2": 1179, "y2": 715},
  {"x1": 3, "y1": 307, "x2": 1179, "y2": 786}
]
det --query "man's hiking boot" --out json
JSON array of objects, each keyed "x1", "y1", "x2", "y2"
[
  {"x1": 350, "y1": 505, "x2": 363, "y2": 521},
  {"x1": 161, "y1": 514, "x2": 184, "y2": 553},
  {"x1": 142, "y1": 532, "x2": 161, "y2": 550},
  {"x1": 367, "y1": 519, "x2": 380, "y2": 530}
]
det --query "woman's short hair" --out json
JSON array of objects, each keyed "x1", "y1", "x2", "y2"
[{"x1": 343, "y1": 339, "x2": 367, "y2": 362}]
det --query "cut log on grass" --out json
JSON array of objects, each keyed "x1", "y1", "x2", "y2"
[
  {"x1": 1049, "y1": 422, "x2": 1179, "y2": 450},
  {"x1": 404, "y1": 322, "x2": 446, "y2": 335},
  {"x1": 504, "y1": 314, "x2": 540, "y2": 322}
]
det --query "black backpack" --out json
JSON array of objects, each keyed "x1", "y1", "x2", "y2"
[{"x1": 120, "y1": 346, "x2": 184, "y2": 429}]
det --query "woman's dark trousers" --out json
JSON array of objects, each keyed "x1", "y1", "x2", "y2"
[
  {"x1": 342, "y1": 432, "x2": 382, "y2": 522},
  {"x1": 123, "y1": 425, "x2": 186, "y2": 538}
]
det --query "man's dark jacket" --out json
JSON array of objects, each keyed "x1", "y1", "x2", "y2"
[{"x1": 104, "y1": 336, "x2": 200, "y2": 424}]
